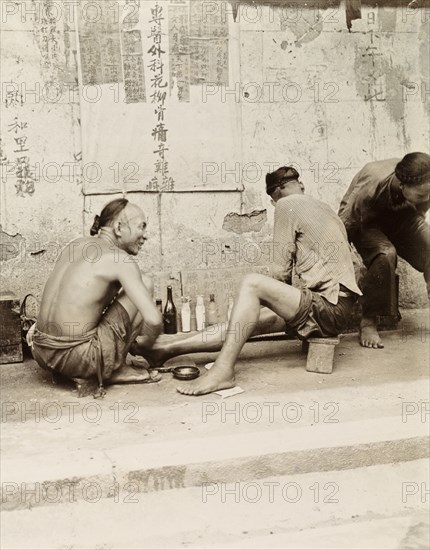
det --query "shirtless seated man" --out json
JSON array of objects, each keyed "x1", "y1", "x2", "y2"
[
  {"x1": 137, "y1": 166, "x2": 362, "y2": 396},
  {"x1": 32, "y1": 198, "x2": 162, "y2": 395}
]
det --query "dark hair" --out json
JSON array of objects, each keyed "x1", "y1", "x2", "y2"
[
  {"x1": 395, "y1": 152, "x2": 430, "y2": 186},
  {"x1": 90, "y1": 198, "x2": 129, "y2": 235},
  {"x1": 266, "y1": 166, "x2": 300, "y2": 195}
]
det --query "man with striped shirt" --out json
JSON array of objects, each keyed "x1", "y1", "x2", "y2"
[{"x1": 141, "y1": 166, "x2": 362, "y2": 396}]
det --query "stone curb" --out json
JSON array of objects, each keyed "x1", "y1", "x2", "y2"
[{"x1": 1, "y1": 416, "x2": 428, "y2": 512}]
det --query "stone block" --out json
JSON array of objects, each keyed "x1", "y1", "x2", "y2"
[{"x1": 305, "y1": 337, "x2": 339, "y2": 374}]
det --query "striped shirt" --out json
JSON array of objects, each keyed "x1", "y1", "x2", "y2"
[{"x1": 272, "y1": 194, "x2": 362, "y2": 305}]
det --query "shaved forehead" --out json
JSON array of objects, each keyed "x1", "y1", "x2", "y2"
[{"x1": 122, "y1": 203, "x2": 146, "y2": 222}]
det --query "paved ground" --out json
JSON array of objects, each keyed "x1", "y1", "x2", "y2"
[
  {"x1": 1, "y1": 308, "x2": 429, "y2": 549},
  {"x1": 2, "y1": 461, "x2": 429, "y2": 549}
]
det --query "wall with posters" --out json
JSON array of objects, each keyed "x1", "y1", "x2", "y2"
[{"x1": 0, "y1": 0, "x2": 428, "y2": 308}]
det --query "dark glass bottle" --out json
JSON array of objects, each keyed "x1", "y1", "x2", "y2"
[{"x1": 163, "y1": 286, "x2": 177, "y2": 334}]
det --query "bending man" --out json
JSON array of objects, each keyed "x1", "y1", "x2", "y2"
[
  {"x1": 32, "y1": 198, "x2": 162, "y2": 395},
  {"x1": 140, "y1": 166, "x2": 362, "y2": 396},
  {"x1": 338, "y1": 152, "x2": 430, "y2": 349}
]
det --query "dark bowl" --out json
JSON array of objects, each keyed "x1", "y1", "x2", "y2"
[{"x1": 172, "y1": 366, "x2": 200, "y2": 381}]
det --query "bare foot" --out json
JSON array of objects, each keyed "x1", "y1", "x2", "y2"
[
  {"x1": 108, "y1": 364, "x2": 161, "y2": 385},
  {"x1": 126, "y1": 353, "x2": 150, "y2": 369},
  {"x1": 359, "y1": 318, "x2": 384, "y2": 349},
  {"x1": 177, "y1": 368, "x2": 235, "y2": 396}
]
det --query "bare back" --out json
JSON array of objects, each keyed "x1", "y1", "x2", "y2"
[{"x1": 37, "y1": 237, "x2": 123, "y2": 337}]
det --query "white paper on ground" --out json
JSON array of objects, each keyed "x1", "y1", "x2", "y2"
[
  {"x1": 204, "y1": 362, "x2": 215, "y2": 370},
  {"x1": 214, "y1": 386, "x2": 245, "y2": 398}
]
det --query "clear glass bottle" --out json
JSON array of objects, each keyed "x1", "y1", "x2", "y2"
[
  {"x1": 207, "y1": 293, "x2": 217, "y2": 326},
  {"x1": 181, "y1": 296, "x2": 191, "y2": 333},
  {"x1": 195, "y1": 295, "x2": 206, "y2": 331},
  {"x1": 163, "y1": 286, "x2": 177, "y2": 334}
]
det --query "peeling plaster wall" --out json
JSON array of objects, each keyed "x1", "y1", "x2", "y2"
[
  {"x1": 1, "y1": 0, "x2": 83, "y2": 300},
  {"x1": 1, "y1": 1, "x2": 429, "y2": 308}
]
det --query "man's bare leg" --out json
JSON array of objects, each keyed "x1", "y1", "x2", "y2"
[
  {"x1": 360, "y1": 316, "x2": 384, "y2": 349},
  {"x1": 356, "y1": 237, "x2": 398, "y2": 350},
  {"x1": 177, "y1": 274, "x2": 302, "y2": 396},
  {"x1": 133, "y1": 305, "x2": 287, "y2": 368}
]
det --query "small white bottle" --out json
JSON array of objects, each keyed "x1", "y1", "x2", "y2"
[
  {"x1": 227, "y1": 295, "x2": 234, "y2": 322},
  {"x1": 181, "y1": 297, "x2": 191, "y2": 333},
  {"x1": 195, "y1": 295, "x2": 206, "y2": 331}
]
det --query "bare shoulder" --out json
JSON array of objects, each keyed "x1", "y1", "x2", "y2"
[
  {"x1": 61, "y1": 236, "x2": 95, "y2": 254},
  {"x1": 61, "y1": 238, "x2": 137, "y2": 269},
  {"x1": 96, "y1": 244, "x2": 140, "y2": 275}
]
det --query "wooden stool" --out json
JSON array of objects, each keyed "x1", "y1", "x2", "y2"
[{"x1": 301, "y1": 337, "x2": 339, "y2": 374}]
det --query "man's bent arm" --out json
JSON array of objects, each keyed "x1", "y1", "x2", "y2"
[{"x1": 117, "y1": 261, "x2": 163, "y2": 344}]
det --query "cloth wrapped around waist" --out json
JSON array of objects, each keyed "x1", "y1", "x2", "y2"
[
  {"x1": 32, "y1": 327, "x2": 97, "y2": 350},
  {"x1": 32, "y1": 302, "x2": 136, "y2": 393},
  {"x1": 32, "y1": 326, "x2": 105, "y2": 396}
]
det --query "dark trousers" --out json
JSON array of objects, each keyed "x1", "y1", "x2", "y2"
[{"x1": 349, "y1": 211, "x2": 430, "y2": 318}]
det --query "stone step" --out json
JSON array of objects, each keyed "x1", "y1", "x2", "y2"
[
  {"x1": 210, "y1": 514, "x2": 430, "y2": 550},
  {"x1": 1, "y1": 413, "x2": 428, "y2": 512},
  {"x1": 2, "y1": 376, "x2": 427, "y2": 460},
  {"x1": 1, "y1": 460, "x2": 428, "y2": 549}
]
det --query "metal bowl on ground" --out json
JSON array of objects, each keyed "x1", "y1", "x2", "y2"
[
  {"x1": 158, "y1": 356, "x2": 197, "y2": 374},
  {"x1": 172, "y1": 366, "x2": 200, "y2": 381}
]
